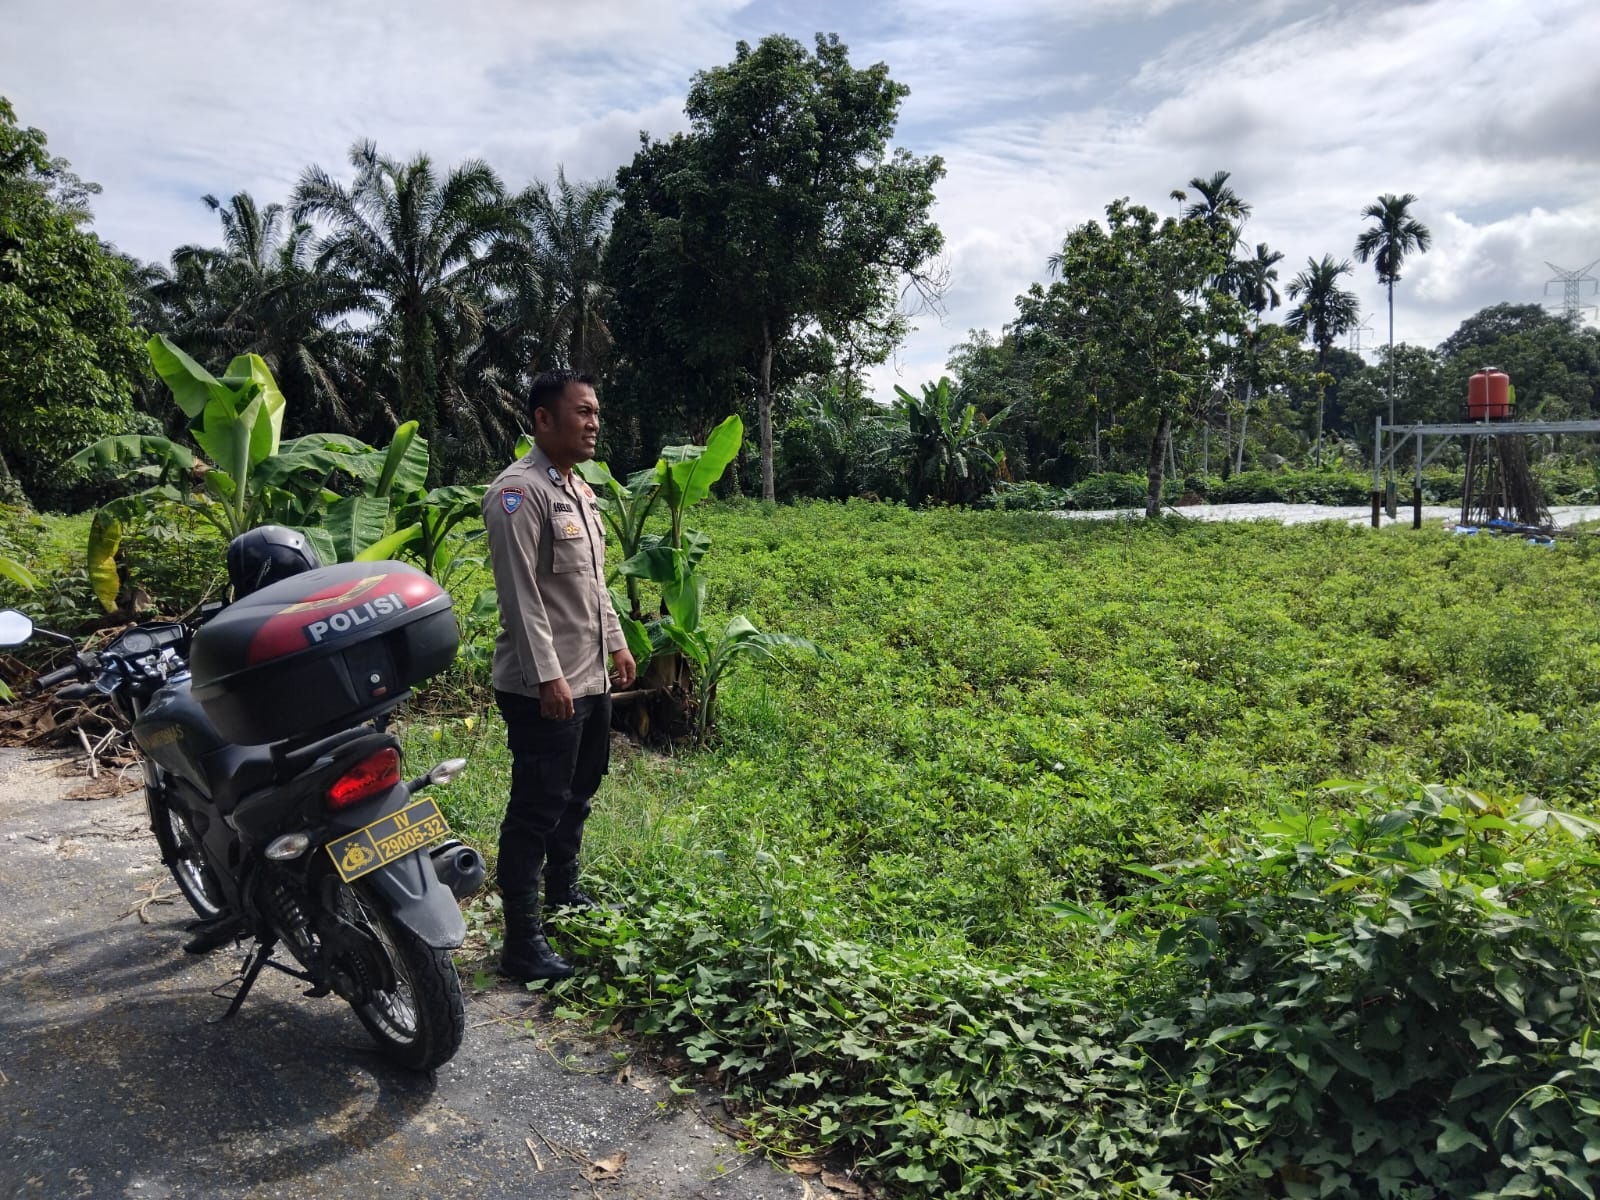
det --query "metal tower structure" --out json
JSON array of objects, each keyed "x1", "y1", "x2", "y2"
[
  {"x1": 1347, "y1": 317, "x2": 1376, "y2": 356},
  {"x1": 1544, "y1": 259, "x2": 1600, "y2": 322}
]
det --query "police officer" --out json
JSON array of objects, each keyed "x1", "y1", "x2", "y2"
[{"x1": 482, "y1": 370, "x2": 636, "y2": 981}]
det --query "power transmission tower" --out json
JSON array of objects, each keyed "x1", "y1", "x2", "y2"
[
  {"x1": 1544, "y1": 259, "x2": 1600, "y2": 322},
  {"x1": 1347, "y1": 317, "x2": 1376, "y2": 357}
]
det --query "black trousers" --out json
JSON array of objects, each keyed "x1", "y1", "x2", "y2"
[{"x1": 493, "y1": 689, "x2": 612, "y2": 895}]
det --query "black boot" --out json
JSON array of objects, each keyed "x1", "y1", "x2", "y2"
[
  {"x1": 498, "y1": 891, "x2": 573, "y2": 982},
  {"x1": 544, "y1": 859, "x2": 597, "y2": 913}
]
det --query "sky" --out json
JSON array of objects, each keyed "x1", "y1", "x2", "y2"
[{"x1": 5, "y1": 0, "x2": 1598, "y2": 400}]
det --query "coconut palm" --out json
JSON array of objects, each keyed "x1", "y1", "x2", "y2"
[
  {"x1": 1354, "y1": 192, "x2": 1432, "y2": 430},
  {"x1": 1286, "y1": 255, "x2": 1361, "y2": 464},
  {"x1": 521, "y1": 168, "x2": 617, "y2": 378},
  {"x1": 1183, "y1": 172, "x2": 1252, "y2": 473},
  {"x1": 294, "y1": 142, "x2": 527, "y2": 451}
]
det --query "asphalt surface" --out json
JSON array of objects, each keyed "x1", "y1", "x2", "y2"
[{"x1": 0, "y1": 749, "x2": 815, "y2": 1200}]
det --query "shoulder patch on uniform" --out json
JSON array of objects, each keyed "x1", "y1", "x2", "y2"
[{"x1": 501, "y1": 488, "x2": 523, "y2": 514}]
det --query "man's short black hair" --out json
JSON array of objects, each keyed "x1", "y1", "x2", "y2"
[{"x1": 529, "y1": 370, "x2": 598, "y2": 416}]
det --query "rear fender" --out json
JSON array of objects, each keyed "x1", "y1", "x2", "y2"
[
  {"x1": 319, "y1": 782, "x2": 465, "y2": 949},
  {"x1": 359, "y1": 850, "x2": 467, "y2": 949}
]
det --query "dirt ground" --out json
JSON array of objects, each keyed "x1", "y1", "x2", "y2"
[{"x1": 0, "y1": 748, "x2": 843, "y2": 1200}]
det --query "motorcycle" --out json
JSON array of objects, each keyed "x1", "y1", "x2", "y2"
[{"x1": 0, "y1": 566, "x2": 485, "y2": 1072}]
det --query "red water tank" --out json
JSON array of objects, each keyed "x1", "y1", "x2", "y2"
[{"x1": 1468, "y1": 369, "x2": 1512, "y2": 420}]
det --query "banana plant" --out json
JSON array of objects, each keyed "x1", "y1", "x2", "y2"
[
  {"x1": 574, "y1": 460, "x2": 662, "y2": 620},
  {"x1": 392, "y1": 484, "x2": 488, "y2": 584},
  {"x1": 71, "y1": 336, "x2": 287, "y2": 609},
  {"x1": 70, "y1": 336, "x2": 420, "y2": 610},
  {"x1": 651, "y1": 576, "x2": 820, "y2": 743},
  {"x1": 291, "y1": 420, "x2": 428, "y2": 566},
  {"x1": 610, "y1": 414, "x2": 742, "y2": 615}
]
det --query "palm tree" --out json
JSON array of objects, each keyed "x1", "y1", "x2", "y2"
[
  {"x1": 1184, "y1": 171, "x2": 1252, "y2": 473},
  {"x1": 1354, "y1": 193, "x2": 1431, "y2": 431},
  {"x1": 294, "y1": 142, "x2": 526, "y2": 451},
  {"x1": 1184, "y1": 170, "x2": 1251, "y2": 249},
  {"x1": 1286, "y1": 255, "x2": 1361, "y2": 465},
  {"x1": 521, "y1": 168, "x2": 617, "y2": 378},
  {"x1": 138, "y1": 191, "x2": 366, "y2": 436},
  {"x1": 1229, "y1": 242, "x2": 1284, "y2": 471}
]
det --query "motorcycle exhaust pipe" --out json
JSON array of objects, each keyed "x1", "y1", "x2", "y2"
[{"x1": 430, "y1": 840, "x2": 486, "y2": 901}]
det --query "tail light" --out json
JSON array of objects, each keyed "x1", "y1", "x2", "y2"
[{"x1": 327, "y1": 747, "x2": 401, "y2": 810}]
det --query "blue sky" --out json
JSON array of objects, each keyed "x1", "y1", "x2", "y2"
[{"x1": 6, "y1": 0, "x2": 1598, "y2": 399}]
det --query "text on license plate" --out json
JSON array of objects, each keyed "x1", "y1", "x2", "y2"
[{"x1": 326, "y1": 797, "x2": 451, "y2": 883}]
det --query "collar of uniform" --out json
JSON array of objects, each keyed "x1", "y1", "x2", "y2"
[{"x1": 524, "y1": 443, "x2": 571, "y2": 492}]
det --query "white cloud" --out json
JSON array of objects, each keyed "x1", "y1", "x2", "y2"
[{"x1": 4, "y1": 0, "x2": 1597, "y2": 403}]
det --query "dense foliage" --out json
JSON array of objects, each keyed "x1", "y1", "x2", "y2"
[
  {"x1": 397, "y1": 504, "x2": 1600, "y2": 1196},
  {"x1": 0, "y1": 98, "x2": 145, "y2": 508},
  {"x1": 604, "y1": 33, "x2": 944, "y2": 497},
  {"x1": 9, "y1": 57, "x2": 1600, "y2": 516}
]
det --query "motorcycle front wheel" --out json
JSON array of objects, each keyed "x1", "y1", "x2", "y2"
[
  {"x1": 338, "y1": 883, "x2": 465, "y2": 1071},
  {"x1": 150, "y1": 795, "x2": 227, "y2": 922}
]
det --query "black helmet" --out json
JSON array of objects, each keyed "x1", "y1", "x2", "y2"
[{"x1": 226, "y1": 525, "x2": 321, "y2": 600}]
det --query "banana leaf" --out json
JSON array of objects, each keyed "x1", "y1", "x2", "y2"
[
  {"x1": 373, "y1": 422, "x2": 427, "y2": 498},
  {"x1": 320, "y1": 494, "x2": 394, "y2": 563},
  {"x1": 0, "y1": 555, "x2": 39, "y2": 591},
  {"x1": 87, "y1": 509, "x2": 124, "y2": 612},
  {"x1": 354, "y1": 524, "x2": 422, "y2": 562},
  {"x1": 146, "y1": 334, "x2": 231, "y2": 420},
  {"x1": 68, "y1": 434, "x2": 196, "y2": 477},
  {"x1": 659, "y1": 414, "x2": 742, "y2": 527}
]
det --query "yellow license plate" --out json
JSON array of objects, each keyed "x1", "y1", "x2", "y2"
[{"x1": 326, "y1": 796, "x2": 451, "y2": 883}]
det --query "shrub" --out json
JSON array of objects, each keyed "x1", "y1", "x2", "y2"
[
  {"x1": 1114, "y1": 784, "x2": 1600, "y2": 1198},
  {"x1": 1069, "y1": 471, "x2": 1159, "y2": 509}
]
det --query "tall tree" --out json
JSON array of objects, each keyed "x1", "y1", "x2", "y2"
[
  {"x1": 1354, "y1": 192, "x2": 1432, "y2": 431},
  {"x1": 294, "y1": 142, "x2": 526, "y2": 453},
  {"x1": 521, "y1": 169, "x2": 616, "y2": 378},
  {"x1": 1021, "y1": 200, "x2": 1233, "y2": 517},
  {"x1": 607, "y1": 33, "x2": 945, "y2": 499},
  {"x1": 1438, "y1": 303, "x2": 1600, "y2": 421},
  {"x1": 1285, "y1": 255, "x2": 1361, "y2": 464},
  {"x1": 1184, "y1": 170, "x2": 1251, "y2": 249},
  {"x1": 0, "y1": 97, "x2": 143, "y2": 507},
  {"x1": 140, "y1": 191, "x2": 365, "y2": 437},
  {"x1": 1228, "y1": 241, "x2": 1284, "y2": 471}
]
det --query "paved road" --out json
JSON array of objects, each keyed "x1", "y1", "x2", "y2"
[
  {"x1": 0, "y1": 749, "x2": 812, "y2": 1200},
  {"x1": 1058, "y1": 501, "x2": 1600, "y2": 527}
]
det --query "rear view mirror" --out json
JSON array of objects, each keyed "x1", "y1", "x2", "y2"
[{"x1": 0, "y1": 610, "x2": 34, "y2": 647}]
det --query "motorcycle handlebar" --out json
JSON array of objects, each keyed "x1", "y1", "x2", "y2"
[
  {"x1": 36, "y1": 663, "x2": 84, "y2": 690},
  {"x1": 57, "y1": 682, "x2": 99, "y2": 701}
]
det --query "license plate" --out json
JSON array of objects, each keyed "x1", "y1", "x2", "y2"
[{"x1": 326, "y1": 796, "x2": 451, "y2": 883}]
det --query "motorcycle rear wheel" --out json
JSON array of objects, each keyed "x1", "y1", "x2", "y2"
[
  {"x1": 151, "y1": 795, "x2": 227, "y2": 921},
  {"x1": 341, "y1": 883, "x2": 465, "y2": 1071}
]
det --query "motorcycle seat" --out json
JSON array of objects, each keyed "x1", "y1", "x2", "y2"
[{"x1": 203, "y1": 743, "x2": 280, "y2": 814}]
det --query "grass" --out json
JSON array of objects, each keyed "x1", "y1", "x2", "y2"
[{"x1": 404, "y1": 500, "x2": 1600, "y2": 963}]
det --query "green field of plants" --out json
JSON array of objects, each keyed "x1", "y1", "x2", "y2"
[{"x1": 407, "y1": 504, "x2": 1600, "y2": 1198}]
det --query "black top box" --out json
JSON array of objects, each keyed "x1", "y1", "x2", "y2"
[{"x1": 190, "y1": 561, "x2": 458, "y2": 745}]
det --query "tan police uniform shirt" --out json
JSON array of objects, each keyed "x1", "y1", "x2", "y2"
[{"x1": 483, "y1": 444, "x2": 625, "y2": 700}]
